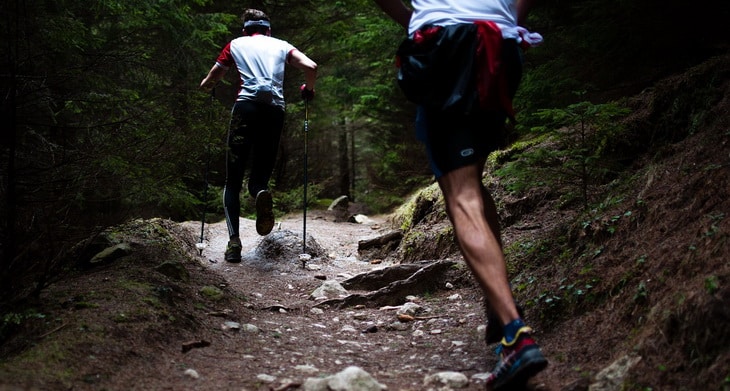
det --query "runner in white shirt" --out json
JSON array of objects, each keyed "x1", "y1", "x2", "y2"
[{"x1": 200, "y1": 9, "x2": 317, "y2": 262}]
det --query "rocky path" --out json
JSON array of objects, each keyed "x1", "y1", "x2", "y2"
[{"x1": 178, "y1": 211, "x2": 511, "y2": 391}]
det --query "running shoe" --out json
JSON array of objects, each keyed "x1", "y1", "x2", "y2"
[
  {"x1": 255, "y1": 190, "x2": 275, "y2": 236},
  {"x1": 485, "y1": 326, "x2": 548, "y2": 390},
  {"x1": 485, "y1": 303, "x2": 525, "y2": 344},
  {"x1": 224, "y1": 237, "x2": 242, "y2": 263}
]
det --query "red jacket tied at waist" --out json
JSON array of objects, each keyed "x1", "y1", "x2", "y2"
[{"x1": 475, "y1": 21, "x2": 514, "y2": 118}]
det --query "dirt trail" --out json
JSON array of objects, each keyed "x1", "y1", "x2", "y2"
[{"x1": 176, "y1": 211, "x2": 512, "y2": 391}]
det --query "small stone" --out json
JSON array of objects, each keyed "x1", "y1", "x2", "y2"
[
  {"x1": 400, "y1": 302, "x2": 423, "y2": 316},
  {"x1": 310, "y1": 279, "x2": 348, "y2": 300},
  {"x1": 302, "y1": 366, "x2": 386, "y2": 391},
  {"x1": 257, "y1": 374, "x2": 276, "y2": 383},
  {"x1": 388, "y1": 321, "x2": 410, "y2": 331},
  {"x1": 340, "y1": 325, "x2": 357, "y2": 333},
  {"x1": 362, "y1": 325, "x2": 378, "y2": 333},
  {"x1": 424, "y1": 371, "x2": 469, "y2": 388},
  {"x1": 471, "y1": 372, "x2": 491, "y2": 382},
  {"x1": 222, "y1": 321, "x2": 241, "y2": 331},
  {"x1": 295, "y1": 364, "x2": 319, "y2": 374},
  {"x1": 184, "y1": 369, "x2": 199, "y2": 379},
  {"x1": 241, "y1": 324, "x2": 260, "y2": 333}
]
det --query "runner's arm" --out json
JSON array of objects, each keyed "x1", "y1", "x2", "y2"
[
  {"x1": 288, "y1": 49, "x2": 318, "y2": 91},
  {"x1": 199, "y1": 64, "x2": 227, "y2": 92},
  {"x1": 373, "y1": 0, "x2": 412, "y2": 30}
]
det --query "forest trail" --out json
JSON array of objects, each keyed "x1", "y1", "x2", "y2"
[{"x1": 172, "y1": 211, "x2": 530, "y2": 390}]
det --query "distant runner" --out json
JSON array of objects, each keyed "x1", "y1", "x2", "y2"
[{"x1": 200, "y1": 9, "x2": 317, "y2": 262}]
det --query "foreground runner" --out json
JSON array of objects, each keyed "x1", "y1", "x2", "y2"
[
  {"x1": 200, "y1": 9, "x2": 317, "y2": 262},
  {"x1": 372, "y1": 0, "x2": 548, "y2": 388}
]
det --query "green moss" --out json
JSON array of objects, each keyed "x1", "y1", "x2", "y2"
[
  {"x1": 199, "y1": 286, "x2": 224, "y2": 301},
  {"x1": 0, "y1": 340, "x2": 76, "y2": 386},
  {"x1": 392, "y1": 182, "x2": 443, "y2": 232}
]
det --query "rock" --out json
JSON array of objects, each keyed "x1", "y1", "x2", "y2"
[
  {"x1": 89, "y1": 243, "x2": 132, "y2": 266},
  {"x1": 257, "y1": 373, "x2": 276, "y2": 383},
  {"x1": 387, "y1": 321, "x2": 410, "y2": 331},
  {"x1": 348, "y1": 214, "x2": 375, "y2": 225},
  {"x1": 183, "y1": 368, "x2": 199, "y2": 379},
  {"x1": 589, "y1": 354, "x2": 642, "y2": 391},
  {"x1": 424, "y1": 371, "x2": 469, "y2": 389},
  {"x1": 154, "y1": 261, "x2": 190, "y2": 282},
  {"x1": 399, "y1": 302, "x2": 424, "y2": 316},
  {"x1": 362, "y1": 324, "x2": 378, "y2": 333},
  {"x1": 242, "y1": 229, "x2": 327, "y2": 265},
  {"x1": 310, "y1": 279, "x2": 348, "y2": 300},
  {"x1": 71, "y1": 234, "x2": 116, "y2": 269},
  {"x1": 295, "y1": 364, "x2": 320, "y2": 375},
  {"x1": 447, "y1": 293, "x2": 462, "y2": 300},
  {"x1": 302, "y1": 366, "x2": 387, "y2": 391},
  {"x1": 340, "y1": 325, "x2": 357, "y2": 333},
  {"x1": 221, "y1": 321, "x2": 240, "y2": 332},
  {"x1": 241, "y1": 324, "x2": 260, "y2": 333}
]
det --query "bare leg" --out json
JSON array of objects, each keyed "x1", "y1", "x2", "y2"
[{"x1": 437, "y1": 162, "x2": 519, "y2": 326}]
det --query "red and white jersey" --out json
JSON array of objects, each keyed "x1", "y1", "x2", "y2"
[{"x1": 215, "y1": 34, "x2": 296, "y2": 109}]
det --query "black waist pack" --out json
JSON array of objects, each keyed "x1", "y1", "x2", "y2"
[{"x1": 396, "y1": 23, "x2": 479, "y2": 114}]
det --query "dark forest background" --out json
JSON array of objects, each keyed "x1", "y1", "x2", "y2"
[{"x1": 1, "y1": 0, "x2": 727, "y2": 307}]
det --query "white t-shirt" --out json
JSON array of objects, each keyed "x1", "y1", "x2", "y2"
[
  {"x1": 408, "y1": 0, "x2": 520, "y2": 38},
  {"x1": 216, "y1": 35, "x2": 296, "y2": 109}
]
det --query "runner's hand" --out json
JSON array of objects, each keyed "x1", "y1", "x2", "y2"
[{"x1": 300, "y1": 84, "x2": 315, "y2": 101}]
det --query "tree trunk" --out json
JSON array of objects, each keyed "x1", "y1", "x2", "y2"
[
  {"x1": 338, "y1": 117, "x2": 350, "y2": 197},
  {"x1": 348, "y1": 118, "x2": 356, "y2": 202}
]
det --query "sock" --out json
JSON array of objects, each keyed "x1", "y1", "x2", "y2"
[{"x1": 503, "y1": 318, "x2": 526, "y2": 344}]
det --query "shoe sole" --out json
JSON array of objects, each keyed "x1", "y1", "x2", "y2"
[
  {"x1": 225, "y1": 254, "x2": 242, "y2": 263},
  {"x1": 225, "y1": 246, "x2": 242, "y2": 263},
  {"x1": 255, "y1": 191, "x2": 275, "y2": 236},
  {"x1": 493, "y1": 348, "x2": 548, "y2": 390}
]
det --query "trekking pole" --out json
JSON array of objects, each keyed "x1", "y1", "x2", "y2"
[
  {"x1": 302, "y1": 97, "x2": 309, "y2": 255},
  {"x1": 196, "y1": 88, "x2": 215, "y2": 255}
]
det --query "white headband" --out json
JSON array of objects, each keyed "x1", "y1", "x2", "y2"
[{"x1": 243, "y1": 20, "x2": 270, "y2": 29}]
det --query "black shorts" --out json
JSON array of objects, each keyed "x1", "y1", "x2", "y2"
[{"x1": 416, "y1": 39, "x2": 523, "y2": 178}]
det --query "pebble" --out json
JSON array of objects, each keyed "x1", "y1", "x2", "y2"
[
  {"x1": 424, "y1": 371, "x2": 469, "y2": 388},
  {"x1": 242, "y1": 324, "x2": 260, "y2": 333},
  {"x1": 257, "y1": 374, "x2": 276, "y2": 383}
]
